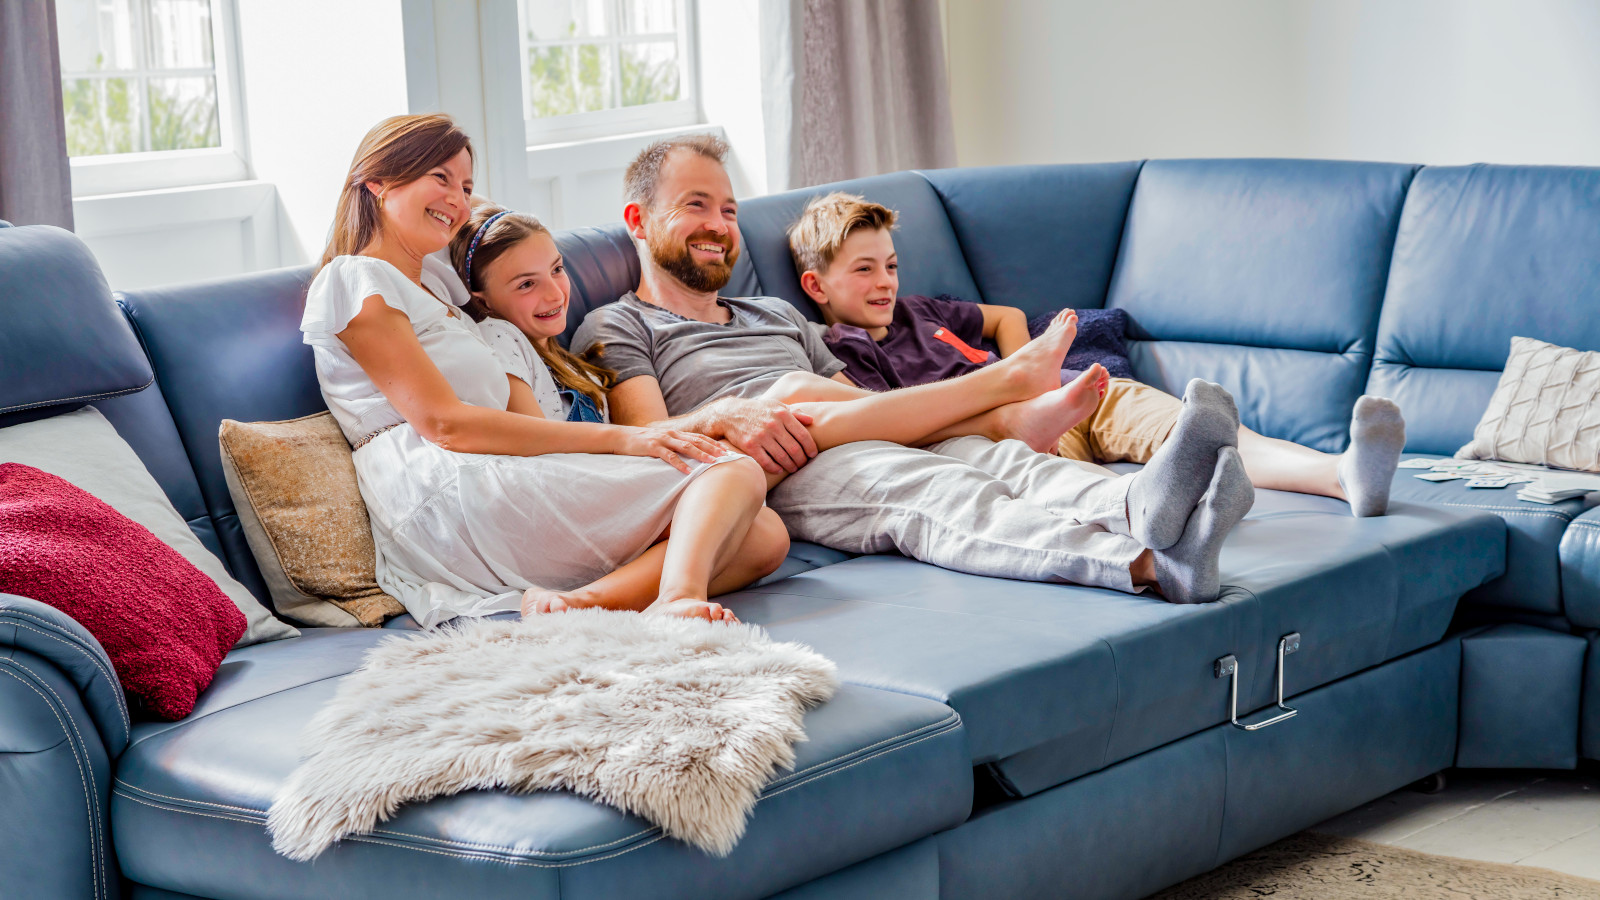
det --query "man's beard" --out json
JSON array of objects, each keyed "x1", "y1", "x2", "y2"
[{"x1": 646, "y1": 225, "x2": 740, "y2": 293}]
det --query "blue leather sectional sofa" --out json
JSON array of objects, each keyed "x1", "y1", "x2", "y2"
[{"x1": 2, "y1": 159, "x2": 1597, "y2": 900}]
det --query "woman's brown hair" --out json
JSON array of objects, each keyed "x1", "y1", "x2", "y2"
[
  {"x1": 321, "y1": 114, "x2": 473, "y2": 269},
  {"x1": 449, "y1": 203, "x2": 615, "y2": 412}
]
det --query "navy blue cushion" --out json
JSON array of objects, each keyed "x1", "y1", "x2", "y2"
[
  {"x1": 1026, "y1": 306, "x2": 1134, "y2": 379},
  {"x1": 1370, "y1": 165, "x2": 1600, "y2": 455},
  {"x1": 735, "y1": 171, "x2": 983, "y2": 321},
  {"x1": 921, "y1": 163, "x2": 1143, "y2": 317},
  {"x1": 0, "y1": 225, "x2": 152, "y2": 426},
  {"x1": 113, "y1": 629, "x2": 969, "y2": 900},
  {"x1": 1106, "y1": 159, "x2": 1417, "y2": 452},
  {"x1": 116, "y1": 267, "x2": 322, "y2": 604}
]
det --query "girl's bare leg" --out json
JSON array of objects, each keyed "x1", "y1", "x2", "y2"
[
  {"x1": 524, "y1": 464, "x2": 780, "y2": 611},
  {"x1": 1236, "y1": 426, "x2": 1345, "y2": 499}
]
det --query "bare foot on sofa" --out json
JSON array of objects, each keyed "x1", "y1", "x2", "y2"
[
  {"x1": 522, "y1": 587, "x2": 580, "y2": 616},
  {"x1": 991, "y1": 309, "x2": 1078, "y2": 398},
  {"x1": 992, "y1": 364, "x2": 1108, "y2": 453}
]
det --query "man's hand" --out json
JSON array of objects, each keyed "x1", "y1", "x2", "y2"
[{"x1": 712, "y1": 396, "x2": 818, "y2": 474}]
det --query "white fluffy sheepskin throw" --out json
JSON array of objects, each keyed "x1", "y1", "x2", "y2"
[{"x1": 267, "y1": 609, "x2": 838, "y2": 860}]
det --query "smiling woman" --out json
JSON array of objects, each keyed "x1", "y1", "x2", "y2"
[{"x1": 294, "y1": 114, "x2": 788, "y2": 629}]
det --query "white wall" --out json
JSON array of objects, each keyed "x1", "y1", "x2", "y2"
[{"x1": 947, "y1": 0, "x2": 1600, "y2": 167}]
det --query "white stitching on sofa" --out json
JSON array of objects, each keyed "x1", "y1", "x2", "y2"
[
  {"x1": 1, "y1": 614, "x2": 129, "y2": 740},
  {"x1": 113, "y1": 781, "x2": 262, "y2": 817},
  {"x1": 761, "y1": 720, "x2": 963, "y2": 801},
  {"x1": 112, "y1": 710, "x2": 963, "y2": 868},
  {"x1": 1425, "y1": 501, "x2": 1573, "y2": 522},
  {"x1": 1, "y1": 666, "x2": 101, "y2": 898},
  {"x1": 765, "y1": 711, "x2": 962, "y2": 789},
  {"x1": 0, "y1": 378, "x2": 155, "y2": 415},
  {"x1": 6, "y1": 657, "x2": 109, "y2": 895},
  {"x1": 112, "y1": 788, "x2": 668, "y2": 868}
]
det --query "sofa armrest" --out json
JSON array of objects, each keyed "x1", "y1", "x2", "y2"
[{"x1": 0, "y1": 593, "x2": 129, "y2": 757}]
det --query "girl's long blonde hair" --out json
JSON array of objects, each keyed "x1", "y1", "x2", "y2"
[
  {"x1": 450, "y1": 203, "x2": 615, "y2": 412},
  {"x1": 322, "y1": 114, "x2": 472, "y2": 270}
]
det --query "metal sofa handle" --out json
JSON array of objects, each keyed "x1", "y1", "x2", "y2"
[{"x1": 1215, "y1": 632, "x2": 1302, "y2": 732}]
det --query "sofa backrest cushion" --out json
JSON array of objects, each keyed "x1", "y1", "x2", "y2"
[
  {"x1": 0, "y1": 225, "x2": 153, "y2": 426},
  {"x1": 1105, "y1": 159, "x2": 1418, "y2": 452},
  {"x1": 922, "y1": 162, "x2": 1143, "y2": 317},
  {"x1": 116, "y1": 266, "x2": 321, "y2": 602},
  {"x1": 736, "y1": 171, "x2": 983, "y2": 320},
  {"x1": 1370, "y1": 164, "x2": 1600, "y2": 454}
]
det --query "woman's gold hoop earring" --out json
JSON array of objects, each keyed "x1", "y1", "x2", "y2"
[{"x1": 377, "y1": 192, "x2": 386, "y2": 210}]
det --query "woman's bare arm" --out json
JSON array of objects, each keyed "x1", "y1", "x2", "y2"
[{"x1": 339, "y1": 295, "x2": 721, "y2": 470}]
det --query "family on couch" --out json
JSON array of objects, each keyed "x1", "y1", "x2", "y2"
[{"x1": 304, "y1": 113, "x2": 1408, "y2": 629}]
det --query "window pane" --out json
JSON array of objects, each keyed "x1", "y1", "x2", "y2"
[
  {"x1": 55, "y1": 0, "x2": 140, "y2": 73},
  {"x1": 619, "y1": 41, "x2": 679, "y2": 107},
  {"x1": 147, "y1": 76, "x2": 220, "y2": 150},
  {"x1": 62, "y1": 77, "x2": 142, "y2": 156},
  {"x1": 522, "y1": 0, "x2": 611, "y2": 41},
  {"x1": 145, "y1": 0, "x2": 214, "y2": 69},
  {"x1": 527, "y1": 42, "x2": 615, "y2": 118},
  {"x1": 618, "y1": 0, "x2": 675, "y2": 35}
]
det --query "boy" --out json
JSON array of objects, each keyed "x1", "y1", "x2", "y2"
[{"x1": 786, "y1": 191, "x2": 1406, "y2": 517}]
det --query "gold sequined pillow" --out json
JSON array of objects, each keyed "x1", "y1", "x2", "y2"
[
  {"x1": 1457, "y1": 336, "x2": 1600, "y2": 473},
  {"x1": 218, "y1": 412, "x2": 404, "y2": 627}
]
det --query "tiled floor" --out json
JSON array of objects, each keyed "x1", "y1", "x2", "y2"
[{"x1": 1312, "y1": 767, "x2": 1600, "y2": 881}]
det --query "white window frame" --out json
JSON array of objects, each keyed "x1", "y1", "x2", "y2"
[
  {"x1": 519, "y1": 0, "x2": 702, "y2": 148},
  {"x1": 66, "y1": 0, "x2": 250, "y2": 198}
]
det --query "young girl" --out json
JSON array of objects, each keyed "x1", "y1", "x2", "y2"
[{"x1": 303, "y1": 114, "x2": 788, "y2": 627}]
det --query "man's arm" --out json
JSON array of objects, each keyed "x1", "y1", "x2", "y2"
[
  {"x1": 978, "y1": 303, "x2": 1032, "y2": 358},
  {"x1": 608, "y1": 375, "x2": 818, "y2": 474}
]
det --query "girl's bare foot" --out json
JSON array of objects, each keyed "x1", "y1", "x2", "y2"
[
  {"x1": 647, "y1": 596, "x2": 739, "y2": 623},
  {"x1": 992, "y1": 364, "x2": 1108, "y2": 453},
  {"x1": 521, "y1": 587, "x2": 581, "y2": 616},
  {"x1": 993, "y1": 309, "x2": 1079, "y2": 398}
]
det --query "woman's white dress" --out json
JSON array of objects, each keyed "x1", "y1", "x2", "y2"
[{"x1": 301, "y1": 254, "x2": 739, "y2": 628}]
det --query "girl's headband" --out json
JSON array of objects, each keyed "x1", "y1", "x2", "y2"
[{"x1": 463, "y1": 210, "x2": 511, "y2": 287}]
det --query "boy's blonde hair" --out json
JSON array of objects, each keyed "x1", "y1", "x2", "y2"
[{"x1": 787, "y1": 191, "x2": 898, "y2": 278}]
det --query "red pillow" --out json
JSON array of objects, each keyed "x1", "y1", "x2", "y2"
[{"x1": 0, "y1": 463, "x2": 246, "y2": 719}]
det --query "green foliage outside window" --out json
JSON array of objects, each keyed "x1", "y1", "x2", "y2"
[
  {"x1": 526, "y1": 23, "x2": 680, "y2": 119},
  {"x1": 62, "y1": 54, "x2": 219, "y2": 157}
]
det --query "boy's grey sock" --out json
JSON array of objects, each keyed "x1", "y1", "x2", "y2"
[
  {"x1": 1337, "y1": 396, "x2": 1406, "y2": 518},
  {"x1": 1127, "y1": 379, "x2": 1240, "y2": 550},
  {"x1": 1152, "y1": 447, "x2": 1253, "y2": 605}
]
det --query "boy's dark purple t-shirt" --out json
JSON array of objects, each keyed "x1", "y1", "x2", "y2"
[{"x1": 823, "y1": 294, "x2": 995, "y2": 392}]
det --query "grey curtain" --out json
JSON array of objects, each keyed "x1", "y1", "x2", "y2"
[
  {"x1": 761, "y1": 0, "x2": 958, "y2": 191},
  {"x1": 0, "y1": 0, "x2": 75, "y2": 228}
]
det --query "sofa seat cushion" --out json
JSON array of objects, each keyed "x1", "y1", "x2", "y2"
[
  {"x1": 1385, "y1": 454, "x2": 1590, "y2": 615},
  {"x1": 1561, "y1": 508, "x2": 1600, "y2": 629},
  {"x1": 112, "y1": 628, "x2": 968, "y2": 900},
  {"x1": 732, "y1": 486, "x2": 1502, "y2": 797}
]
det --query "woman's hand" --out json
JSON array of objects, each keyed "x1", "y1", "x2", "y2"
[{"x1": 614, "y1": 424, "x2": 729, "y2": 473}]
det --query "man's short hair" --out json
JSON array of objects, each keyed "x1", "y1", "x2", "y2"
[
  {"x1": 623, "y1": 133, "x2": 730, "y2": 209},
  {"x1": 787, "y1": 191, "x2": 899, "y2": 277}
]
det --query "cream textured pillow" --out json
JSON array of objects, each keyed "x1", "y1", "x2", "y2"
[
  {"x1": 0, "y1": 406, "x2": 299, "y2": 647},
  {"x1": 1458, "y1": 336, "x2": 1600, "y2": 473},
  {"x1": 219, "y1": 412, "x2": 405, "y2": 627}
]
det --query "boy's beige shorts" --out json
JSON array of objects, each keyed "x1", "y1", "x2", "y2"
[{"x1": 1055, "y1": 377, "x2": 1183, "y2": 465}]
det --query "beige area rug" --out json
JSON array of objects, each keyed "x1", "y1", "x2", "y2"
[
  {"x1": 1151, "y1": 832, "x2": 1600, "y2": 899},
  {"x1": 268, "y1": 609, "x2": 838, "y2": 860}
]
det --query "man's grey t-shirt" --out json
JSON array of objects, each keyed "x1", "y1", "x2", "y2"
[{"x1": 572, "y1": 292, "x2": 846, "y2": 416}]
